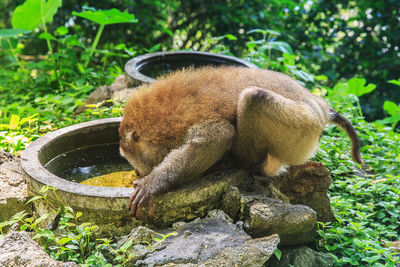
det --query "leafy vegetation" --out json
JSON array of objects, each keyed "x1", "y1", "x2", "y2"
[
  {"x1": 0, "y1": 185, "x2": 177, "y2": 266},
  {"x1": 2, "y1": 0, "x2": 399, "y2": 119},
  {"x1": 315, "y1": 88, "x2": 400, "y2": 266},
  {"x1": 0, "y1": 0, "x2": 399, "y2": 266}
]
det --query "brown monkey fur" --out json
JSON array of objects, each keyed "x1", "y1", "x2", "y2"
[{"x1": 119, "y1": 66, "x2": 364, "y2": 218}]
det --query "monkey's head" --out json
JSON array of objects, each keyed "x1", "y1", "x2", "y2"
[{"x1": 119, "y1": 120, "x2": 166, "y2": 177}]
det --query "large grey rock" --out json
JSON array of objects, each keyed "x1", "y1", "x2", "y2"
[
  {"x1": 279, "y1": 162, "x2": 335, "y2": 222},
  {"x1": 146, "y1": 169, "x2": 248, "y2": 227},
  {"x1": 129, "y1": 210, "x2": 279, "y2": 266},
  {"x1": 266, "y1": 245, "x2": 334, "y2": 267},
  {"x1": 237, "y1": 161, "x2": 334, "y2": 223},
  {"x1": 244, "y1": 198, "x2": 317, "y2": 245},
  {"x1": 0, "y1": 231, "x2": 77, "y2": 267},
  {"x1": 0, "y1": 152, "x2": 29, "y2": 222}
]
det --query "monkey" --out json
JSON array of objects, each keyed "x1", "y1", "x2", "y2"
[{"x1": 119, "y1": 66, "x2": 364, "y2": 218}]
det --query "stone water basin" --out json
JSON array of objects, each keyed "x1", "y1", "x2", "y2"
[
  {"x1": 20, "y1": 117, "x2": 247, "y2": 236},
  {"x1": 20, "y1": 118, "x2": 139, "y2": 236},
  {"x1": 124, "y1": 51, "x2": 258, "y2": 85}
]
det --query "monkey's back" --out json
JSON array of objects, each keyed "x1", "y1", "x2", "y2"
[{"x1": 123, "y1": 66, "x2": 323, "y2": 149}]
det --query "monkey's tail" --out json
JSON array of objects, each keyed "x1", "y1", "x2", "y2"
[{"x1": 329, "y1": 109, "x2": 365, "y2": 168}]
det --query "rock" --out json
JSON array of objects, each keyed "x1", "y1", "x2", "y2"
[
  {"x1": 74, "y1": 75, "x2": 137, "y2": 114},
  {"x1": 109, "y1": 75, "x2": 137, "y2": 102},
  {"x1": 198, "y1": 234, "x2": 280, "y2": 267},
  {"x1": 115, "y1": 226, "x2": 161, "y2": 262},
  {"x1": 0, "y1": 231, "x2": 77, "y2": 267},
  {"x1": 244, "y1": 198, "x2": 317, "y2": 245},
  {"x1": 279, "y1": 162, "x2": 335, "y2": 222},
  {"x1": 266, "y1": 245, "x2": 334, "y2": 267},
  {"x1": 0, "y1": 152, "x2": 29, "y2": 222},
  {"x1": 117, "y1": 225, "x2": 158, "y2": 247},
  {"x1": 109, "y1": 75, "x2": 129, "y2": 94},
  {"x1": 74, "y1": 85, "x2": 112, "y2": 114},
  {"x1": 131, "y1": 210, "x2": 279, "y2": 266},
  {"x1": 220, "y1": 185, "x2": 241, "y2": 220},
  {"x1": 146, "y1": 169, "x2": 248, "y2": 227},
  {"x1": 111, "y1": 88, "x2": 135, "y2": 102}
]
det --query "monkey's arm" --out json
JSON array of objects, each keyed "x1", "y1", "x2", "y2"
[{"x1": 129, "y1": 120, "x2": 235, "y2": 218}]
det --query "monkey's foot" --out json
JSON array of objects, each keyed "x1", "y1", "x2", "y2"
[{"x1": 129, "y1": 179, "x2": 155, "y2": 218}]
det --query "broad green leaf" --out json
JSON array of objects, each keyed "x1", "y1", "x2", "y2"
[
  {"x1": 11, "y1": 210, "x2": 27, "y2": 220},
  {"x1": 58, "y1": 237, "x2": 73, "y2": 245},
  {"x1": 32, "y1": 229, "x2": 54, "y2": 240},
  {"x1": 33, "y1": 213, "x2": 49, "y2": 224},
  {"x1": 274, "y1": 248, "x2": 282, "y2": 260},
  {"x1": 282, "y1": 53, "x2": 295, "y2": 65},
  {"x1": 26, "y1": 195, "x2": 43, "y2": 204},
  {"x1": 246, "y1": 42, "x2": 257, "y2": 50},
  {"x1": 224, "y1": 34, "x2": 237, "y2": 40},
  {"x1": 388, "y1": 78, "x2": 400, "y2": 86},
  {"x1": 0, "y1": 28, "x2": 30, "y2": 38},
  {"x1": 290, "y1": 68, "x2": 314, "y2": 82},
  {"x1": 347, "y1": 78, "x2": 376, "y2": 97},
  {"x1": 119, "y1": 239, "x2": 133, "y2": 252},
  {"x1": 12, "y1": 0, "x2": 62, "y2": 30},
  {"x1": 247, "y1": 29, "x2": 266, "y2": 35},
  {"x1": 315, "y1": 75, "x2": 328, "y2": 82},
  {"x1": 148, "y1": 43, "x2": 161, "y2": 53},
  {"x1": 20, "y1": 224, "x2": 29, "y2": 231},
  {"x1": 383, "y1": 101, "x2": 400, "y2": 116},
  {"x1": 55, "y1": 26, "x2": 68, "y2": 36},
  {"x1": 39, "y1": 32, "x2": 57, "y2": 41},
  {"x1": 19, "y1": 114, "x2": 39, "y2": 125},
  {"x1": 380, "y1": 116, "x2": 400, "y2": 124},
  {"x1": 72, "y1": 9, "x2": 138, "y2": 26},
  {"x1": 330, "y1": 82, "x2": 348, "y2": 98},
  {"x1": 265, "y1": 29, "x2": 281, "y2": 36},
  {"x1": 262, "y1": 41, "x2": 294, "y2": 55}
]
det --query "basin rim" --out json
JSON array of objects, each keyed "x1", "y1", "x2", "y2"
[
  {"x1": 124, "y1": 51, "x2": 259, "y2": 84},
  {"x1": 21, "y1": 117, "x2": 132, "y2": 198}
]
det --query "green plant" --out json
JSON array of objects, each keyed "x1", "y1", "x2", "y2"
[
  {"x1": 0, "y1": 113, "x2": 39, "y2": 153},
  {"x1": 379, "y1": 101, "x2": 400, "y2": 129},
  {"x1": 314, "y1": 86, "x2": 400, "y2": 266},
  {"x1": 326, "y1": 77, "x2": 377, "y2": 117},
  {"x1": 0, "y1": 1, "x2": 135, "y2": 154},
  {"x1": 0, "y1": 29, "x2": 30, "y2": 67},
  {"x1": 0, "y1": 185, "x2": 178, "y2": 265},
  {"x1": 98, "y1": 231, "x2": 178, "y2": 266},
  {"x1": 11, "y1": 0, "x2": 62, "y2": 54},
  {"x1": 72, "y1": 8, "x2": 138, "y2": 68},
  {"x1": 244, "y1": 29, "x2": 315, "y2": 85}
]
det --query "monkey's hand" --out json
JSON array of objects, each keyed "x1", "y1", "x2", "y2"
[{"x1": 129, "y1": 178, "x2": 156, "y2": 218}]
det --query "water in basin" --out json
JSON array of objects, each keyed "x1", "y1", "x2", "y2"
[{"x1": 44, "y1": 143, "x2": 134, "y2": 184}]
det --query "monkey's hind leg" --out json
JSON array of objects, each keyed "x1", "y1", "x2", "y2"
[
  {"x1": 236, "y1": 86, "x2": 326, "y2": 176},
  {"x1": 129, "y1": 120, "x2": 235, "y2": 218}
]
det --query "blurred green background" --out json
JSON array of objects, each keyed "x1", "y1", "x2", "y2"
[{"x1": 1, "y1": 0, "x2": 399, "y2": 120}]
